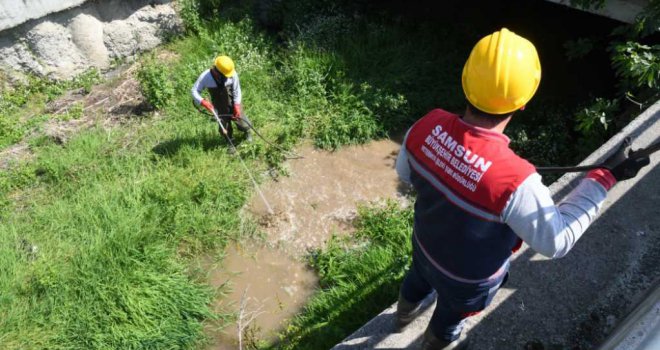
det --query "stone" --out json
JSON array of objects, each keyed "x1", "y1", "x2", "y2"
[
  {"x1": 26, "y1": 21, "x2": 88, "y2": 79},
  {"x1": 69, "y1": 12, "x2": 109, "y2": 69},
  {"x1": 0, "y1": 0, "x2": 181, "y2": 81},
  {"x1": 0, "y1": 0, "x2": 88, "y2": 31}
]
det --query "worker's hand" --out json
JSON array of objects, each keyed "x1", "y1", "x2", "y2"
[
  {"x1": 232, "y1": 104, "x2": 242, "y2": 121},
  {"x1": 602, "y1": 137, "x2": 651, "y2": 181},
  {"x1": 200, "y1": 99, "x2": 215, "y2": 114}
]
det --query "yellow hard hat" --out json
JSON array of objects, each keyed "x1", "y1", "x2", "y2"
[
  {"x1": 462, "y1": 28, "x2": 541, "y2": 115},
  {"x1": 214, "y1": 55, "x2": 235, "y2": 77}
]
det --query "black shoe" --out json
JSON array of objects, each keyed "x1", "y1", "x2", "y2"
[
  {"x1": 396, "y1": 293, "x2": 424, "y2": 328},
  {"x1": 420, "y1": 328, "x2": 469, "y2": 350}
]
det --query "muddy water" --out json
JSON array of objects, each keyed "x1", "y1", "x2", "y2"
[
  {"x1": 204, "y1": 139, "x2": 409, "y2": 348},
  {"x1": 204, "y1": 243, "x2": 317, "y2": 349},
  {"x1": 249, "y1": 139, "x2": 410, "y2": 256}
]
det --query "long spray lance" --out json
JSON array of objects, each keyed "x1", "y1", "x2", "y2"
[
  {"x1": 536, "y1": 140, "x2": 660, "y2": 174},
  {"x1": 211, "y1": 109, "x2": 274, "y2": 215}
]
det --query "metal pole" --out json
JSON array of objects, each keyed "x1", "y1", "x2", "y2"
[{"x1": 536, "y1": 140, "x2": 660, "y2": 175}]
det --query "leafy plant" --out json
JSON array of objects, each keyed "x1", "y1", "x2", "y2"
[
  {"x1": 612, "y1": 42, "x2": 660, "y2": 90},
  {"x1": 575, "y1": 97, "x2": 619, "y2": 135},
  {"x1": 54, "y1": 102, "x2": 85, "y2": 122},
  {"x1": 137, "y1": 54, "x2": 175, "y2": 109},
  {"x1": 575, "y1": 97, "x2": 620, "y2": 152},
  {"x1": 569, "y1": 0, "x2": 606, "y2": 10}
]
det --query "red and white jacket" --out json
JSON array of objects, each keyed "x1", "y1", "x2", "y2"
[{"x1": 397, "y1": 109, "x2": 615, "y2": 283}]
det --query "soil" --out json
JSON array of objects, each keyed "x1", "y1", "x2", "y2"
[{"x1": 0, "y1": 52, "x2": 178, "y2": 170}]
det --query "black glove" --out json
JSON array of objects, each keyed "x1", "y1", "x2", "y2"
[{"x1": 601, "y1": 137, "x2": 650, "y2": 181}]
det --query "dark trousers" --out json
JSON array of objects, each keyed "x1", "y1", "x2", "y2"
[
  {"x1": 219, "y1": 114, "x2": 251, "y2": 140},
  {"x1": 400, "y1": 237, "x2": 507, "y2": 341}
]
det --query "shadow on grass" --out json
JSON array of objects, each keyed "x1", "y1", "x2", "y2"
[{"x1": 151, "y1": 133, "x2": 227, "y2": 157}]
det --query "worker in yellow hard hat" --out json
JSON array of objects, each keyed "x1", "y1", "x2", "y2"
[
  {"x1": 394, "y1": 28, "x2": 649, "y2": 349},
  {"x1": 192, "y1": 55, "x2": 252, "y2": 145}
]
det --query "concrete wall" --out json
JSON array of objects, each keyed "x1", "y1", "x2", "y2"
[
  {"x1": 545, "y1": 0, "x2": 648, "y2": 23},
  {"x1": 0, "y1": 0, "x2": 181, "y2": 80},
  {"x1": 0, "y1": 0, "x2": 89, "y2": 32}
]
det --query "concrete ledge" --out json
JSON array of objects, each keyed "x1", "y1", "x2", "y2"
[
  {"x1": 333, "y1": 100, "x2": 660, "y2": 349},
  {"x1": 0, "y1": 0, "x2": 88, "y2": 32},
  {"x1": 544, "y1": 0, "x2": 648, "y2": 24},
  {"x1": 599, "y1": 279, "x2": 660, "y2": 350}
]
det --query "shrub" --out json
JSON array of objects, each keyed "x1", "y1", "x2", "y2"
[{"x1": 137, "y1": 54, "x2": 175, "y2": 109}]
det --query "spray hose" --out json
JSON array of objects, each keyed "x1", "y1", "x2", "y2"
[{"x1": 536, "y1": 140, "x2": 659, "y2": 174}]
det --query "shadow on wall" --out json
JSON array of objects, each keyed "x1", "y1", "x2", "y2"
[{"x1": 0, "y1": 0, "x2": 181, "y2": 80}]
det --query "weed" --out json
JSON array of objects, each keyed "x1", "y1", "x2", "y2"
[
  {"x1": 54, "y1": 102, "x2": 84, "y2": 122},
  {"x1": 137, "y1": 54, "x2": 175, "y2": 109},
  {"x1": 0, "y1": 69, "x2": 101, "y2": 149}
]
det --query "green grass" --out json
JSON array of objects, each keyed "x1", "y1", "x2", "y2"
[
  {"x1": 0, "y1": 122, "x2": 252, "y2": 348},
  {"x1": 0, "y1": 0, "x2": 630, "y2": 349}
]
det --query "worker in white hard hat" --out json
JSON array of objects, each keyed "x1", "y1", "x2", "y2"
[
  {"x1": 394, "y1": 28, "x2": 650, "y2": 349},
  {"x1": 192, "y1": 55, "x2": 252, "y2": 144}
]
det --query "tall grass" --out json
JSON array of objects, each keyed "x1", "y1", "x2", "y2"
[{"x1": 0, "y1": 121, "x2": 252, "y2": 348}]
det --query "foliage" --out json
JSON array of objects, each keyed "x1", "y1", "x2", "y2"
[
  {"x1": 612, "y1": 42, "x2": 660, "y2": 90},
  {"x1": 609, "y1": 0, "x2": 660, "y2": 96},
  {"x1": 137, "y1": 54, "x2": 175, "y2": 109},
  {"x1": 2, "y1": 1, "x2": 654, "y2": 349},
  {"x1": 569, "y1": 0, "x2": 605, "y2": 10},
  {"x1": 54, "y1": 102, "x2": 85, "y2": 122},
  {"x1": 178, "y1": 0, "x2": 205, "y2": 34},
  {"x1": 575, "y1": 97, "x2": 620, "y2": 151},
  {"x1": 562, "y1": 0, "x2": 660, "y2": 162},
  {"x1": 629, "y1": 0, "x2": 660, "y2": 38}
]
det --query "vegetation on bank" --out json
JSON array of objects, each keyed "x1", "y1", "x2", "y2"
[
  {"x1": 1, "y1": 0, "x2": 658, "y2": 349},
  {"x1": 0, "y1": 70, "x2": 100, "y2": 148},
  {"x1": 273, "y1": 202, "x2": 413, "y2": 350}
]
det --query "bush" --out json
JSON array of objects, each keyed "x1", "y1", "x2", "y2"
[{"x1": 137, "y1": 54, "x2": 175, "y2": 109}]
